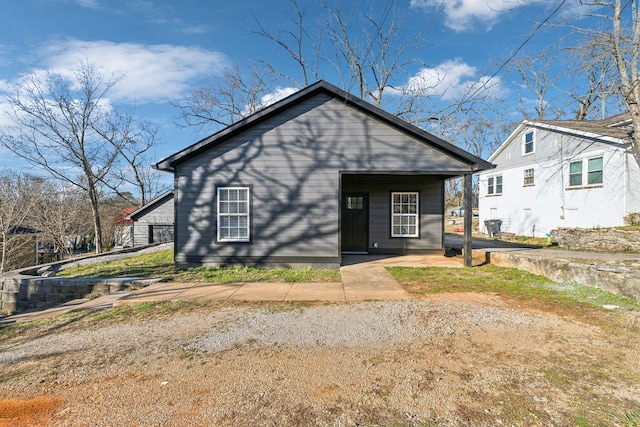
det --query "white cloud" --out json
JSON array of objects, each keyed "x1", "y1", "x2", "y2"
[
  {"x1": 410, "y1": 0, "x2": 536, "y2": 31},
  {"x1": 258, "y1": 87, "x2": 298, "y2": 108},
  {"x1": 182, "y1": 25, "x2": 211, "y2": 34},
  {"x1": 37, "y1": 39, "x2": 229, "y2": 103},
  {"x1": 389, "y1": 59, "x2": 504, "y2": 101},
  {"x1": 74, "y1": 0, "x2": 102, "y2": 9},
  {"x1": 239, "y1": 87, "x2": 298, "y2": 117}
]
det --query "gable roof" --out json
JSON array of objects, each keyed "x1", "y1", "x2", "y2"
[
  {"x1": 127, "y1": 191, "x2": 174, "y2": 221},
  {"x1": 489, "y1": 114, "x2": 632, "y2": 162},
  {"x1": 155, "y1": 80, "x2": 493, "y2": 173}
]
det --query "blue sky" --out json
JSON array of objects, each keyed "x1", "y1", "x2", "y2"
[{"x1": 0, "y1": 0, "x2": 584, "y2": 172}]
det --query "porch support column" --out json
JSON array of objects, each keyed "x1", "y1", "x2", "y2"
[{"x1": 463, "y1": 173, "x2": 473, "y2": 267}]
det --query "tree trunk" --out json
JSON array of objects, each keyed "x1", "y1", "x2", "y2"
[
  {"x1": 1, "y1": 231, "x2": 6, "y2": 274},
  {"x1": 87, "y1": 185, "x2": 103, "y2": 254}
]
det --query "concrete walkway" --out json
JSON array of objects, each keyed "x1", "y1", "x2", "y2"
[{"x1": 0, "y1": 254, "x2": 463, "y2": 325}]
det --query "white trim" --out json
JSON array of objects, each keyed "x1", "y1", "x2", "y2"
[
  {"x1": 217, "y1": 187, "x2": 251, "y2": 242},
  {"x1": 522, "y1": 121, "x2": 626, "y2": 145},
  {"x1": 488, "y1": 121, "x2": 626, "y2": 163},
  {"x1": 522, "y1": 129, "x2": 535, "y2": 156},
  {"x1": 391, "y1": 192, "x2": 419, "y2": 238},
  {"x1": 487, "y1": 174, "x2": 503, "y2": 195},
  {"x1": 567, "y1": 154, "x2": 604, "y2": 188}
]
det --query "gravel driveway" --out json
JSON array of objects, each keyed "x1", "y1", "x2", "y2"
[{"x1": 1, "y1": 295, "x2": 639, "y2": 426}]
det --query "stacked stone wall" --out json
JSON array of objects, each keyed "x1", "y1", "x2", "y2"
[
  {"x1": 552, "y1": 228, "x2": 640, "y2": 252},
  {"x1": 0, "y1": 243, "x2": 169, "y2": 315}
]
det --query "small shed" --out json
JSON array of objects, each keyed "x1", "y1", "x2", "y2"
[{"x1": 127, "y1": 191, "x2": 174, "y2": 246}]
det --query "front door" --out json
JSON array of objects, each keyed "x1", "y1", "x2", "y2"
[{"x1": 341, "y1": 193, "x2": 368, "y2": 252}]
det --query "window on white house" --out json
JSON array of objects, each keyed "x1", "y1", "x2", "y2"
[
  {"x1": 588, "y1": 157, "x2": 603, "y2": 185},
  {"x1": 391, "y1": 192, "x2": 419, "y2": 237},
  {"x1": 217, "y1": 187, "x2": 250, "y2": 242},
  {"x1": 569, "y1": 161, "x2": 583, "y2": 186},
  {"x1": 488, "y1": 175, "x2": 503, "y2": 195},
  {"x1": 569, "y1": 157, "x2": 603, "y2": 187},
  {"x1": 523, "y1": 131, "x2": 534, "y2": 155},
  {"x1": 524, "y1": 168, "x2": 535, "y2": 186}
]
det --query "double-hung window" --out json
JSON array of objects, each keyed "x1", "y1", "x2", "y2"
[
  {"x1": 588, "y1": 157, "x2": 603, "y2": 185},
  {"x1": 523, "y1": 131, "x2": 534, "y2": 155},
  {"x1": 569, "y1": 161, "x2": 583, "y2": 186},
  {"x1": 569, "y1": 156, "x2": 603, "y2": 187},
  {"x1": 487, "y1": 175, "x2": 503, "y2": 195},
  {"x1": 391, "y1": 192, "x2": 419, "y2": 237},
  {"x1": 217, "y1": 187, "x2": 250, "y2": 242},
  {"x1": 524, "y1": 168, "x2": 535, "y2": 186}
]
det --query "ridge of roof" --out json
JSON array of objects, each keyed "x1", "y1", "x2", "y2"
[{"x1": 154, "y1": 80, "x2": 493, "y2": 172}]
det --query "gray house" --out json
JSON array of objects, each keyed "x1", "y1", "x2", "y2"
[
  {"x1": 155, "y1": 81, "x2": 492, "y2": 268},
  {"x1": 127, "y1": 191, "x2": 174, "y2": 246}
]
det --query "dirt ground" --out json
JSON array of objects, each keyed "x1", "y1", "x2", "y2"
[{"x1": 1, "y1": 293, "x2": 639, "y2": 426}]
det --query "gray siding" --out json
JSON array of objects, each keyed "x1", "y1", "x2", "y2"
[
  {"x1": 175, "y1": 94, "x2": 469, "y2": 266},
  {"x1": 491, "y1": 125, "x2": 618, "y2": 170},
  {"x1": 133, "y1": 197, "x2": 175, "y2": 246},
  {"x1": 343, "y1": 175, "x2": 444, "y2": 252}
]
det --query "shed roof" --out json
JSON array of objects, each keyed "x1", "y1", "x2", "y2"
[{"x1": 154, "y1": 80, "x2": 493, "y2": 173}]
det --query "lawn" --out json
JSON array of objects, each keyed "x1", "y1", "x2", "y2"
[
  {"x1": 388, "y1": 264, "x2": 640, "y2": 313},
  {"x1": 57, "y1": 249, "x2": 342, "y2": 283}
]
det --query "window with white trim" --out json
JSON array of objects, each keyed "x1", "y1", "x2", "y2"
[
  {"x1": 588, "y1": 157, "x2": 603, "y2": 185},
  {"x1": 487, "y1": 175, "x2": 503, "y2": 195},
  {"x1": 524, "y1": 168, "x2": 535, "y2": 186},
  {"x1": 391, "y1": 192, "x2": 419, "y2": 237},
  {"x1": 217, "y1": 187, "x2": 250, "y2": 242},
  {"x1": 568, "y1": 156, "x2": 603, "y2": 187},
  {"x1": 569, "y1": 161, "x2": 583, "y2": 186},
  {"x1": 523, "y1": 131, "x2": 535, "y2": 155}
]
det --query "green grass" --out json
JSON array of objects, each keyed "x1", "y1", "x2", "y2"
[
  {"x1": 387, "y1": 264, "x2": 640, "y2": 311},
  {"x1": 58, "y1": 250, "x2": 175, "y2": 279},
  {"x1": 623, "y1": 409, "x2": 640, "y2": 426},
  {"x1": 57, "y1": 249, "x2": 341, "y2": 283},
  {"x1": 172, "y1": 265, "x2": 341, "y2": 283}
]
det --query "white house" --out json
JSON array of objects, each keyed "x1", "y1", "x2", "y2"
[{"x1": 478, "y1": 113, "x2": 640, "y2": 238}]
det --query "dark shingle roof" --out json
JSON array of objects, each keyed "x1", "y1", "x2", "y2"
[{"x1": 536, "y1": 112, "x2": 632, "y2": 141}]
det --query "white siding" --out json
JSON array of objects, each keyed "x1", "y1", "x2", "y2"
[{"x1": 479, "y1": 125, "x2": 634, "y2": 237}]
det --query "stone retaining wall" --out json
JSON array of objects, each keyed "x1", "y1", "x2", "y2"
[
  {"x1": 0, "y1": 243, "x2": 170, "y2": 315},
  {"x1": 0, "y1": 275, "x2": 162, "y2": 314},
  {"x1": 552, "y1": 228, "x2": 640, "y2": 252},
  {"x1": 483, "y1": 250, "x2": 640, "y2": 301}
]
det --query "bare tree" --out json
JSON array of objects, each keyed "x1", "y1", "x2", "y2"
[
  {"x1": 96, "y1": 113, "x2": 165, "y2": 206},
  {"x1": 512, "y1": 55, "x2": 566, "y2": 120},
  {"x1": 565, "y1": 0, "x2": 640, "y2": 161},
  {"x1": 320, "y1": 1, "x2": 424, "y2": 109},
  {"x1": 443, "y1": 115, "x2": 514, "y2": 208},
  {"x1": 252, "y1": 0, "x2": 320, "y2": 88},
  {"x1": 0, "y1": 173, "x2": 40, "y2": 273},
  {"x1": 175, "y1": 62, "x2": 281, "y2": 131},
  {"x1": 0, "y1": 62, "x2": 158, "y2": 252},
  {"x1": 563, "y1": 34, "x2": 619, "y2": 120},
  {"x1": 28, "y1": 181, "x2": 92, "y2": 260}
]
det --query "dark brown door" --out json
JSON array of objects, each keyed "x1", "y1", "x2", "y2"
[{"x1": 341, "y1": 193, "x2": 368, "y2": 252}]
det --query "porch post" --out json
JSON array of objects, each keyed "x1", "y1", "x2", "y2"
[{"x1": 463, "y1": 173, "x2": 473, "y2": 267}]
